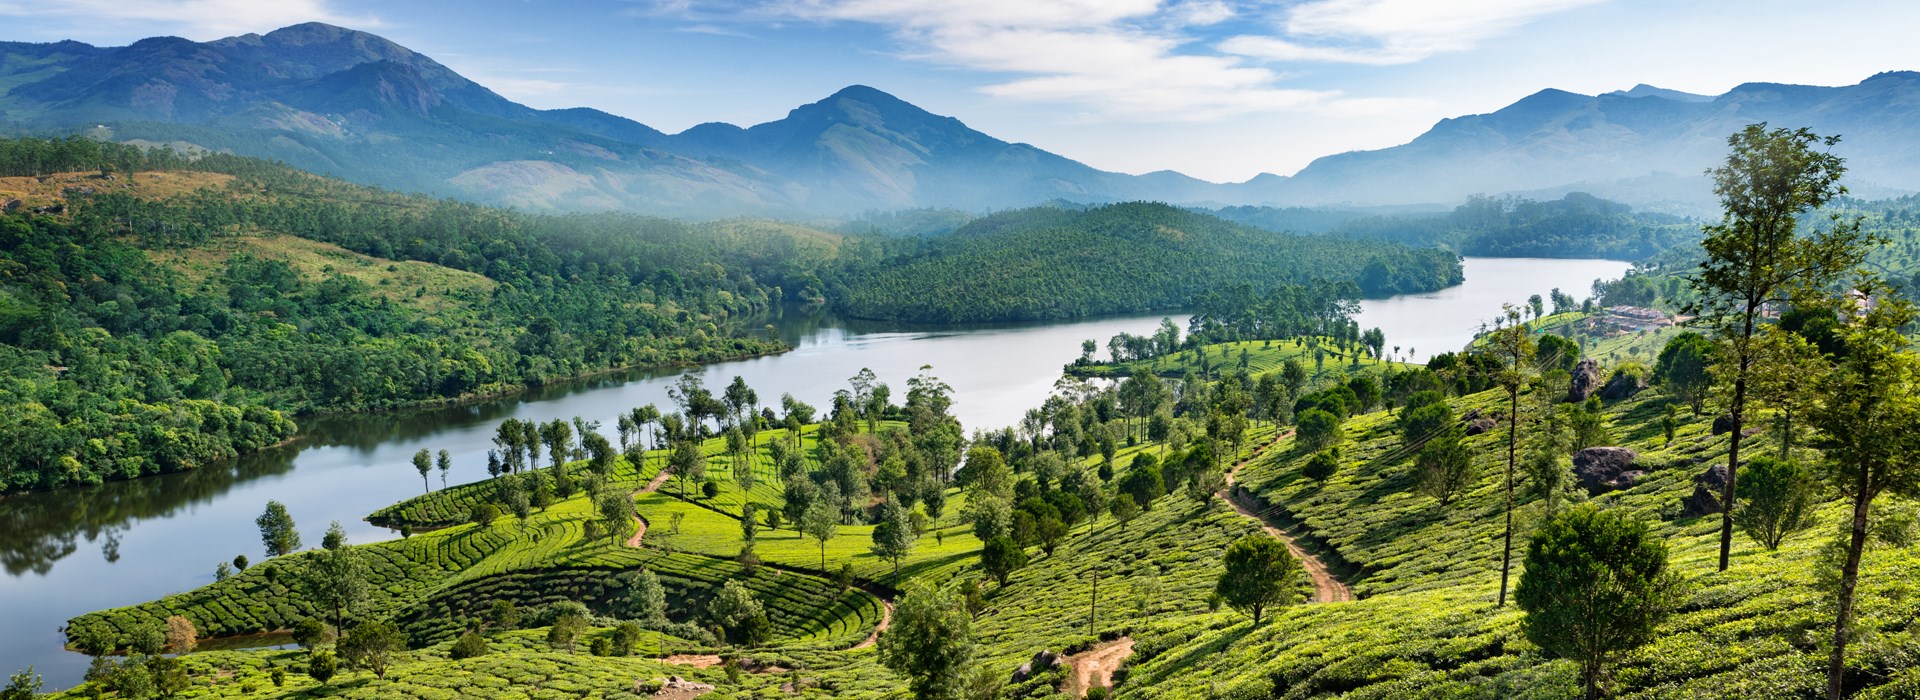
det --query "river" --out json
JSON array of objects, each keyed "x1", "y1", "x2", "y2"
[{"x1": 0, "y1": 256, "x2": 1629, "y2": 687}]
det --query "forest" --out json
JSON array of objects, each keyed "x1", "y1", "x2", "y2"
[
  {"x1": 829, "y1": 202, "x2": 1462, "y2": 323},
  {"x1": 1216, "y1": 192, "x2": 1700, "y2": 261}
]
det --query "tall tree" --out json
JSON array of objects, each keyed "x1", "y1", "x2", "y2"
[
  {"x1": 668, "y1": 441, "x2": 706, "y2": 499},
  {"x1": 871, "y1": 500, "x2": 918, "y2": 578},
  {"x1": 1807, "y1": 290, "x2": 1920, "y2": 700},
  {"x1": 411, "y1": 449, "x2": 432, "y2": 494},
  {"x1": 878, "y1": 581, "x2": 978, "y2": 700},
  {"x1": 256, "y1": 500, "x2": 301, "y2": 557},
  {"x1": 436, "y1": 449, "x2": 452, "y2": 489},
  {"x1": 800, "y1": 499, "x2": 839, "y2": 572},
  {"x1": 1515, "y1": 505, "x2": 1679, "y2": 700},
  {"x1": 336, "y1": 620, "x2": 404, "y2": 680},
  {"x1": 1215, "y1": 534, "x2": 1299, "y2": 624},
  {"x1": 1688, "y1": 124, "x2": 1874, "y2": 571},
  {"x1": 306, "y1": 522, "x2": 369, "y2": 633},
  {"x1": 1482, "y1": 304, "x2": 1535, "y2": 607}
]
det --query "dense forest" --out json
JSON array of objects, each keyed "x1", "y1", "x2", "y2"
[
  {"x1": 1218, "y1": 192, "x2": 1700, "y2": 261},
  {"x1": 0, "y1": 137, "x2": 805, "y2": 492},
  {"x1": 830, "y1": 202, "x2": 1463, "y2": 323}
]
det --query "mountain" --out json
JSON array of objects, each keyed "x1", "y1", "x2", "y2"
[
  {"x1": 1, "y1": 22, "x2": 1916, "y2": 216},
  {"x1": 0, "y1": 24, "x2": 1211, "y2": 217},
  {"x1": 1261, "y1": 72, "x2": 1920, "y2": 212}
]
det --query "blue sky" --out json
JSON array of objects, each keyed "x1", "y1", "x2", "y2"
[{"x1": 1, "y1": 0, "x2": 1915, "y2": 182}]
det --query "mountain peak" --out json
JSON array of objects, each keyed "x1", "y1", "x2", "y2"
[{"x1": 1603, "y1": 84, "x2": 1714, "y2": 102}]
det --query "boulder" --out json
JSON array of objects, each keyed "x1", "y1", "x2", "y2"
[
  {"x1": 1600, "y1": 371, "x2": 1647, "y2": 400},
  {"x1": 1568, "y1": 359, "x2": 1605, "y2": 402},
  {"x1": 1573, "y1": 447, "x2": 1642, "y2": 494},
  {"x1": 1681, "y1": 463, "x2": 1730, "y2": 518},
  {"x1": 1464, "y1": 417, "x2": 1498, "y2": 436},
  {"x1": 1712, "y1": 415, "x2": 1736, "y2": 435},
  {"x1": 1012, "y1": 650, "x2": 1058, "y2": 682}
]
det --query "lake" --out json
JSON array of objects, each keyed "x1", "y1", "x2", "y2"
[{"x1": 0, "y1": 256, "x2": 1630, "y2": 687}]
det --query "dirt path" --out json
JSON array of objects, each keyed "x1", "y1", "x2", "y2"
[
  {"x1": 1062, "y1": 637, "x2": 1134, "y2": 697},
  {"x1": 850, "y1": 597, "x2": 894, "y2": 650},
  {"x1": 1221, "y1": 433, "x2": 1354, "y2": 604},
  {"x1": 661, "y1": 654, "x2": 723, "y2": 668},
  {"x1": 624, "y1": 467, "x2": 676, "y2": 548}
]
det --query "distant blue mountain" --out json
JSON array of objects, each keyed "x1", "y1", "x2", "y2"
[{"x1": 0, "y1": 22, "x2": 1914, "y2": 216}]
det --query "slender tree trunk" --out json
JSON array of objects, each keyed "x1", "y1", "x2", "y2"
[
  {"x1": 1828, "y1": 474, "x2": 1874, "y2": 700},
  {"x1": 1720, "y1": 311, "x2": 1755, "y2": 572},
  {"x1": 1499, "y1": 387, "x2": 1518, "y2": 607},
  {"x1": 1584, "y1": 659, "x2": 1601, "y2": 700}
]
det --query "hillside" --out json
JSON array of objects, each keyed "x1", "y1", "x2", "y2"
[
  {"x1": 830, "y1": 202, "x2": 1463, "y2": 323},
  {"x1": 46, "y1": 315, "x2": 1920, "y2": 699}
]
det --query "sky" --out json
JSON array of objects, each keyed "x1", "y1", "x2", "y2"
[{"x1": 0, "y1": 0, "x2": 1916, "y2": 183}]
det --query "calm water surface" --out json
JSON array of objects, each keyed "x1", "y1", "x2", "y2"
[{"x1": 0, "y1": 256, "x2": 1628, "y2": 687}]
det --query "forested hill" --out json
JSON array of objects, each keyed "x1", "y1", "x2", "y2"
[
  {"x1": 0, "y1": 137, "x2": 820, "y2": 493},
  {"x1": 1213, "y1": 192, "x2": 1699, "y2": 261},
  {"x1": 829, "y1": 202, "x2": 1463, "y2": 323}
]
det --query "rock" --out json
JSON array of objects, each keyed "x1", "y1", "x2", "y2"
[
  {"x1": 1568, "y1": 359, "x2": 1605, "y2": 402},
  {"x1": 1681, "y1": 463, "x2": 1729, "y2": 517},
  {"x1": 1601, "y1": 371, "x2": 1647, "y2": 400},
  {"x1": 1464, "y1": 417, "x2": 1498, "y2": 436},
  {"x1": 1572, "y1": 447, "x2": 1641, "y2": 494},
  {"x1": 1012, "y1": 650, "x2": 1058, "y2": 682},
  {"x1": 1712, "y1": 415, "x2": 1736, "y2": 435},
  {"x1": 1460, "y1": 408, "x2": 1483, "y2": 422},
  {"x1": 2, "y1": 199, "x2": 20, "y2": 212}
]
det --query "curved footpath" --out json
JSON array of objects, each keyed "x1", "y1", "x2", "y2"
[{"x1": 1221, "y1": 433, "x2": 1354, "y2": 604}]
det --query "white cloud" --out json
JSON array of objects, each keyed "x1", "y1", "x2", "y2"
[
  {"x1": 0, "y1": 0, "x2": 378, "y2": 42},
  {"x1": 1226, "y1": 0, "x2": 1605, "y2": 65},
  {"x1": 628, "y1": 0, "x2": 1599, "y2": 122}
]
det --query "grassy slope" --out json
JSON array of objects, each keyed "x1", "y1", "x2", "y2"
[{"x1": 1069, "y1": 337, "x2": 1413, "y2": 382}]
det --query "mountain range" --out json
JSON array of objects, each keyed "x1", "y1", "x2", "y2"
[{"x1": 1, "y1": 22, "x2": 1915, "y2": 217}]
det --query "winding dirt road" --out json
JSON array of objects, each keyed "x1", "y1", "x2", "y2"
[
  {"x1": 624, "y1": 468, "x2": 676, "y2": 548},
  {"x1": 849, "y1": 597, "x2": 894, "y2": 650},
  {"x1": 1222, "y1": 433, "x2": 1354, "y2": 604}
]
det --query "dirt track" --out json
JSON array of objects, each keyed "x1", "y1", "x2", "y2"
[{"x1": 1221, "y1": 433, "x2": 1354, "y2": 603}]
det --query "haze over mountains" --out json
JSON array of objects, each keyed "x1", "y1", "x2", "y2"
[{"x1": 1, "y1": 22, "x2": 1915, "y2": 217}]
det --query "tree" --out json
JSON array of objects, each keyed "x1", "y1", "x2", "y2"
[
  {"x1": 878, "y1": 581, "x2": 977, "y2": 700},
  {"x1": 1295, "y1": 409, "x2": 1341, "y2": 452},
  {"x1": 540, "y1": 419, "x2": 573, "y2": 469},
  {"x1": 1806, "y1": 291, "x2": 1920, "y2": 700},
  {"x1": 291, "y1": 617, "x2": 330, "y2": 650},
  {"x1": 1655, "y1": 332, "x2": 1714, "y2": 413},
  {"x1": 547, "y1": 613, "x2": 586, "y2": 653},
  {"x1": 1516, "y1": 505, "x2": 1679, "y2": 700},
  {"x1": 981, "y1": 536, "x2": 1027, "y2": 586},
  {"x1": 256, "y1": 501, "x2": 300, "y2": 557},
  {"x1": 616, "y1": 569, "x2": 667, "y2": 625},
  {"x1": 1117, "y1": 462, "x2": 1164, "y2": 512},
  {"x1": 1483, "y1": 304, "x2": 1535, "y2": 607},
  {"x1": 1303, "y1": 448, "x2": 1339, "y2": 481},
  {"x1": 1733, "y1": 456, "x2": 1816, "y2": 551},
  {"x1": 871, "y1": 500, "x2": 918, "y2": 577},
  {"x1": 595, "y1": 489, "x2": 635, "y2": 545},
  {"x1": 668, "y1": 441, "x2": 706, "y2": 499},
  {"x1": 800, "y1": 499, "x2": 839, "y2": 572},
  {"x1": 2, "y1": 667, "x2": 42, "y2": 700},
  {"x1": 412, "y1": 448, "x2": 432, "y2": 493},
  {"x1": 1215, "y1": 534, "x2": 1299, "y2": 624},
  {"x1": 1689, "y1": 124, "x2": 1875, "y2": 573},
  {"x1": 437, "y1": 449, "x2": 452, "y2": 489},
  {"x1": 307, "y1": 650, "x2": 337, "y2": 685},
  {"x1": 306, "y1": 521, "x2": 369, "y2": 633},
  {"x1": 1416, "y1": 429, "x2": 1476, "y2": 507},
  {"x1": 337, "y1": 619, "x2": 405, "y2": 679},
  {"x1": 164, "y1": 616, "x2": 196, "y2": 655},
  {"x1": 708, "y1": 580, "x2": 771, "y2": 645}
]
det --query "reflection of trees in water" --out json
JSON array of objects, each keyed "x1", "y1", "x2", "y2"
[
  {"x1": 0, "y1": 445, "x2": 297, "y2": 576},
  {"x1": 0, "y1": 306, "x2": 875, "y2": 578}
]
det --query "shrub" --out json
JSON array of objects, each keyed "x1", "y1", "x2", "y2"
[
  {"x1": 1302, "y1": 449, "x2": 1339, "y2": 481},
  {"x1": 449, "y1": 630, "x2": 489, "y2": 660}
]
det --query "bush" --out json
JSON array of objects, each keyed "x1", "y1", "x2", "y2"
[
  {"x1": 449, "y1": 630, "x2": 488, "y2": 659},
  {"x1": 1303, "y1": 449, "x2": 1340, "y2": 481}
]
